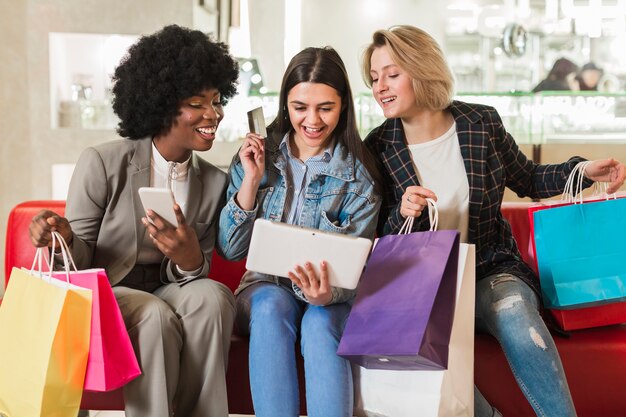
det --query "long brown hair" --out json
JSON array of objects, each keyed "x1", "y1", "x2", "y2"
[{"x1": 268, "y1": 46, "x2": 382, "y2": 193}]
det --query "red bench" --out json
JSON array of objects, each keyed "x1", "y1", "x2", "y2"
[{"x1": 5, "y1": 201, "x2": 626, "y2": 415}]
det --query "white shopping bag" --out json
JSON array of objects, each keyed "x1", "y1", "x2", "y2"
[{"x1": 353, "y1": 243, "x2": 475, "y2": 417}]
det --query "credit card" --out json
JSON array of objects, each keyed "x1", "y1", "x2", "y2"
[{"x1": 247, "y1": 106, "x2": 267, "y2": 137}]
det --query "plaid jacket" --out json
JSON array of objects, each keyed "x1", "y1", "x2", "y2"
[{"x1": 364, "y1": 100, "x2": 589, "y2": 291}]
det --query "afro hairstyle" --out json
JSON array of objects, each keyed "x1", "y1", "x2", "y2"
[{"x1": 112, "y1": 24, "x2": 239, "y2": 139}]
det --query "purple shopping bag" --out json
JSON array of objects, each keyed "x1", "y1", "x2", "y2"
[{"x1": 338, "y1": 229, "x2": 459, "y2": 370}]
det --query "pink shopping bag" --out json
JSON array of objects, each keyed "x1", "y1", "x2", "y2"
[{"x1": 50, "y1": 268, "x2": 141, "y2": 391}]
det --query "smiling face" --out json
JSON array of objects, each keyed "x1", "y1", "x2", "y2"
[
  {"x1": 154, "y1": 87, "x2": 224, "y2": 162},
  {"x1": 369, "y1": 45, "x2": 418, "y2": 119},
  {"x1": 287, "y1": 82, "x2": 342, "y2": 160}
]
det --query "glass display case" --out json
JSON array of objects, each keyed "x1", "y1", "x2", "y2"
[
  {"x1": 535, "y1": 91, "x2": 626, "y2": 143},
  {"x1": 48, "y1": 32, "x2": 278, "y2": 143},
  {"x1": 49, "y1": 32, "x2": 139, "y2": 130},
  {"x1": 48, "y1": 30, "x2": 626, "y2": 148},
  {"x1": 456, "y1": 92, "x2": 534, "y2": 143},
  {"x1": 444, "y1": 32, "x2": 537, "y2": 93},
  {"x1": 355, "y1": 91, "x2": 626, "y2": 145},
  {"x1": 356, "y1": 92, "x2": 535, "y2": 143}
]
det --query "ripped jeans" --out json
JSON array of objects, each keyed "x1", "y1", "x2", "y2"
[{"x1": 474, "y1": 274, "x2": 577, "y2": 417}]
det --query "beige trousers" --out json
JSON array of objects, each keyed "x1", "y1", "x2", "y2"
[{"x1": 113, "y1": 278, "x2": 235, "y2": 417}]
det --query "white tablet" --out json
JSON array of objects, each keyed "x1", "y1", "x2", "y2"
[{"x1": 246, "y1": 219, "x2": 373, "y2": 289}]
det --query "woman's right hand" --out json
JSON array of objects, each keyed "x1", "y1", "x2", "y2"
[
  {"x1": 236, "y1": 132, "x2": 266, "y2": 211},
  {"x1": 29, "y1": 209, "x2": 73, "y2": 248},
  {"x1": 239, "y1": 132, "x2": 265, "y2": 184},
  {"x1": 400, "y1": 186, "x2": 437, "y2": 218}
]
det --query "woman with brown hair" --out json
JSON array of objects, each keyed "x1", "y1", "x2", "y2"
[{"x1": 218, "y1": 46, "x2": 381, "y2": 417}]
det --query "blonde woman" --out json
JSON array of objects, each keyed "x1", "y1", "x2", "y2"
[{"x1": 362, "y1": 25, "x2": 625, "y2": 417}]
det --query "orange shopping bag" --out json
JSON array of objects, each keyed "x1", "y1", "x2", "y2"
[
  {"x1": 48, "y1": 232, "x2": 141, "y2": 392},
  {"x1": 50, "y1": 268, "x2": 141, "y2": 391}
]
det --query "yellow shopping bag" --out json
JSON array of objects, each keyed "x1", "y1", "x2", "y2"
[{"x1": 0, "y1": 267, "x2": 92, "y2": 417}]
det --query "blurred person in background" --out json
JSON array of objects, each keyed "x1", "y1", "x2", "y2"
[
  {"x1": 576, "y1": 62, "x2": 604, "y2": 91},
  {"x1": 532, "y1": 57, "x2": 579, "y2": 92}
]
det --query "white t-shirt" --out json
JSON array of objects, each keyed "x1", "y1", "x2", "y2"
[{"x1": 408, "y1": 123, "x2": 470, "y2": 243}]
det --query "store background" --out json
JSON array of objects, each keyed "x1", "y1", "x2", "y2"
[{"x1": 2, "y1": 0, "x2": 626, "y2": 297}]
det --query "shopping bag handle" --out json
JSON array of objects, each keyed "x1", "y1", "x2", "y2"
[
  {"x1": 30, "y1": 231, "x2": 78, "y2": 283},
  {"x1": 562, "y1": 161, "x2": 614, "y2": 204},
  {"x1": 398, "y1": 198, "x2": 438, "y2": 235}
]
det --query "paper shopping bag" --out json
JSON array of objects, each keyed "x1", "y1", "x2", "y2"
[
  {"x1": 527, "y1": 195, "x2": 617, "y2": 272},
  {"x1": 533, "y1": 198, "x2": 626, "y2": 309},
  {"x1": 0, "y1": 267, "x2": 92, "y2": 417},
  {"x1": 527, "y1": 201, "x2": 570, "y2": 273},
  {"x1": 338, "y1": 229, "x2": 460, "y2": 370},
  {"x1": 353, "y1": 244, "x2": 475, "y2": 417},
  {"x1": 50, "y1": 268, "x2": 141, "y2": 392},
  {"x1": 529, "y1": 199, "x2": 626, "y2": 330}
]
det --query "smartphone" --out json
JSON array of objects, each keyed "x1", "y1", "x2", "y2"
[
  {"x1": 247, "y1": 106, "x2": 267, "y2": 137},
  {"x1": 138, "y1": 187, "x2": 178, "y2": 227}
]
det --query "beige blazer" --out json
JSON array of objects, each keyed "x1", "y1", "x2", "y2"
[{"x1": 64, "y1": 137, "x2": 228, "y2": 285}]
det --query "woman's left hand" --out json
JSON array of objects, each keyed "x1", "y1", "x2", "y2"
[
  {"x1": 585, "y1": 158, "x2": 626, "y2": 194},
  {"x1": 288, "y1": 261, "x2": 333, "y2": 306},
  {"x1": 142, "y1": 204, "x2": 204, "y2": 271}
]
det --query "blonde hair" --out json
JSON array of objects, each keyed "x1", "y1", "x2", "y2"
[{"x1": 362, "y1": 25, "x2": 454, "y2": 111}]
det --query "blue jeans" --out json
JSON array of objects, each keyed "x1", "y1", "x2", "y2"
[
  {"x1": 236, "y1": 282, "x2": 353, "y2": 417},
  {"x1": 474, "y1": 274, "x2": 577, "y2": 417}
]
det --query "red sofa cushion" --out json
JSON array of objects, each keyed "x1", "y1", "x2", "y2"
[{"x1": 4, "y1": 200, "x2": 66, "y2": 287}]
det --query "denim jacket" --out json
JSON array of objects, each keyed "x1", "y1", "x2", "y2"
[{"x1": 218, "y1": 133, "x2": 381, "y2": 304}]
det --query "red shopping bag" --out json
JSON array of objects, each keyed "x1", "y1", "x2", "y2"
[
  {"x1": 548, "y1": 304, "x2": 626, "y2": 331},
  {"x1": 529, "y1": 195, "x2": 626, "y2": 331},
  {"x1": 50, "y1": 268, "x2": 141, "y2": 391}
]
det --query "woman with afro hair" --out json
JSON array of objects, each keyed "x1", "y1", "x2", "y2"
[{"x1": 29, "y1": 25, "x2": 239, "y2": 417}]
